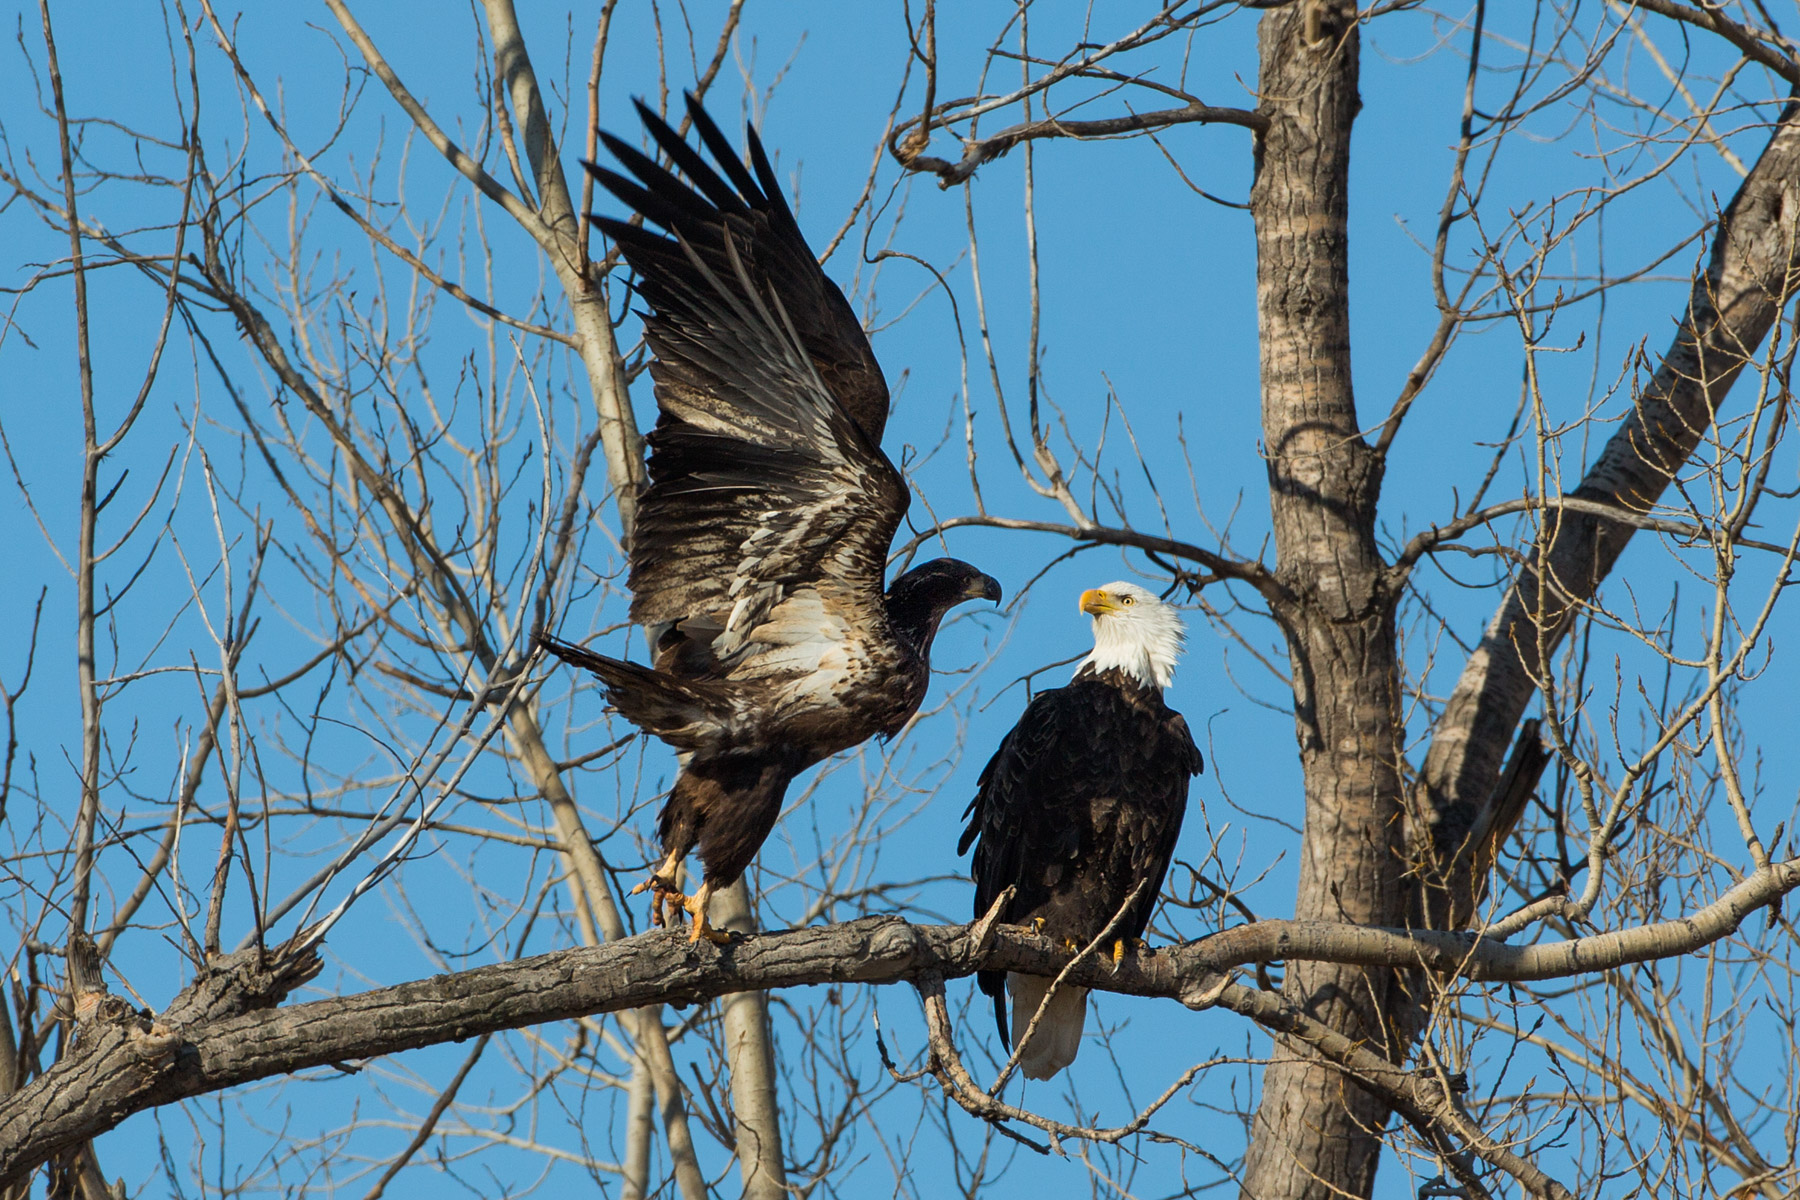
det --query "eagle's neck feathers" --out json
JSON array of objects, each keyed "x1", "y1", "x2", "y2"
[
  {"x1": 1077, "y1": 641, "x2": 1175, "y2": 691},
  {"x1": 1076, "y1": 595, "x2": 1183, "y2": 690}
]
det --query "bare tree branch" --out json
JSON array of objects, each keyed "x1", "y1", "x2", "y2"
[
  {"x1": 1627, "y1": 0, "x2": 1800, "y2": 85},
  {"x1": 7, "y1": 854, "x2": 1796, "y2": 1188},
  {"x1": 1418, "y1": 94, "x2": 1800, "y2": 924},
  {"x1": 897, "y1": 99, "x2": 1266, "y2": 187}
]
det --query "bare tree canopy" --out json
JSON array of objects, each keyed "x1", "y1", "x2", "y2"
[{"x1": 4, "y1": 2, "x2": 1800, "y2": 1198}]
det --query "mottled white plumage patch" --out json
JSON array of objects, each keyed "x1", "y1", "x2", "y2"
[
  {"x1": 729, "y1": 591, "x2": 853, "y2": 694},
  {"x1": 1077, "y1": 581, "x2": 1185, "y2": 689}
]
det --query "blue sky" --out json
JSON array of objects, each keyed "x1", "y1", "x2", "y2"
[{"x1": 3, "y1": 2, "x2": 1796, "y2": 1197}]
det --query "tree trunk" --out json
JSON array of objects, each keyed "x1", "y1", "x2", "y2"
[
  {"x1": 1239, "y1": 5, "x2": 1403, "y2": 1198},
  {"x1": 713, "y1": 879, "x2": 789, "y2": 1199}
]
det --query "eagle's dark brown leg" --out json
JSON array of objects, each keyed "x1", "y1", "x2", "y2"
[{"x1": 682, "y1": 882, "x2": 733, "y2": 945}]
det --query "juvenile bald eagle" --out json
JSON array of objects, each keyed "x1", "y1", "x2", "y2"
[
  {"x1": 541, "y1": 95, "x2": 1000, "y2": 943},
  {"x1": 959, "y1": 582, "x2": 1201, "y2": 1079}
]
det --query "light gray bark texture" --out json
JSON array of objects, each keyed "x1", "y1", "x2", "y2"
[
  {"x1": 1239, "y1": 5, "x2": 1404, "y2": 1197},
  {"x1": 9, "y1": 859, "x2": 1796, "y2": 1191},
  {"x1": 713, "y1": 879, "x2": 789, "y2": 1200}
]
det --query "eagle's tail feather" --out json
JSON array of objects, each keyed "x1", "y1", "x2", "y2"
[
  {"x1": 1006, "y1": 973, "x2": 1087, "y2": 1080},
  {"x1": 537, "y1": 635, "x2": 719, "y2": 750}
]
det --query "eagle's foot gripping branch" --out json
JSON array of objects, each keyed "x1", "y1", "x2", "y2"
[
  {"x1": 630, "y1": 872, "x2": 688, "y2": 931},
  {"x1": 681, "y1": 884, "x2": 733, "y2": 945},
  {"x1": 1029, "y1": 918, "x2": 1084, "y2": 955},
  {"x1": 628, "y1": 869, "x2": 733, "y2": 944},
  {"x1": 1111, "y1": 937, "x2": 1151, "y2": 973}
]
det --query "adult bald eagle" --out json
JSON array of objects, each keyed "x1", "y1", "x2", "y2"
[
  {"x1": 541, "y1": 95, "x2": 1000, "y2": 943},
  {"x1": 959, "y1": 582, "x2": 1201, "y2": 1079}
]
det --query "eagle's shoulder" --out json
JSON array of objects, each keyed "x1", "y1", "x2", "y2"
[{"x1": 1073, "y1": 666, "x2": 1204, "y2": 777}]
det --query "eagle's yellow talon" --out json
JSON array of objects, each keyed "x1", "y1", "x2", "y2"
[
  {"x1": 681, "y1": 884, "x2": 732, "y2": 945},
  {"x1": 687, "y1": 918, "x2": 734, "y2": 946},
  {"x1": 1112, "y1": 937, "x2": 1151, "y2": 970},
  {"x1": 631, "y1": 871, "x2": 688, "y2": 930}
]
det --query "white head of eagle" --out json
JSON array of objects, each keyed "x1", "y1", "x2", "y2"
[{"x1": 1076, "y1": 582, "x2": 1185, "y2": 690}]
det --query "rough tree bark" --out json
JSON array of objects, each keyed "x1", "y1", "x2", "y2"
[
  {"x1": 9, "y1": 857, "x2": 1797, "y2": 1190},
  {"x1": 1239, "y1": 5, "x2": 1404, "y2": 1198}
]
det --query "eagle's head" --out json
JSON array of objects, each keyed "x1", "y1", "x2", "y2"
[
  {"x1": 1077, "y1": 581, "x2": 1185, "y2": 689},
  {"x1": 886, "y1": 558, "x2": 1003, "y2": 657}
]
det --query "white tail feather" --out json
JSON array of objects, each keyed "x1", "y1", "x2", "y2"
[{"x1": 1007, "y1": 973, "x2": 1088, "y2": 1080}]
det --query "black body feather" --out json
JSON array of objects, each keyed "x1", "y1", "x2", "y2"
[{"x1": 961, "y1": 666, "x2": 1202, "y2": 1063}]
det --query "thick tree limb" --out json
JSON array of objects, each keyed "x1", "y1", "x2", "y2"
[
  {"x1": 1417, "y1": 95, "x2": 1800, "y2": 925},
  {"x1": 1628, "y1": 0, "x2": 1800, "y2": 86},
  {"x1": 7, "y1": 859, "x2": 1794, "y2": 1187}
]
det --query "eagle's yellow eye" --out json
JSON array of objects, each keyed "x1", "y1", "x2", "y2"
[{"x1": 1121, "y1": 595, "x2": 1135, "y2": 605}]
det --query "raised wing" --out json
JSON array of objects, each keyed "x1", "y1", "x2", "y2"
[{"x1": 589, "y1": 95, "x2": 906, "y2": 653}]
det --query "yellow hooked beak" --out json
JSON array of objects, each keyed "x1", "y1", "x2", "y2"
[{"x1": 1079, "y1": 588, "x2": 1117, "y2": 616}]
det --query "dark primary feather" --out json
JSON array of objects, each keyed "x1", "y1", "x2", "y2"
[
  {"x1": 540, "y1": 97, "x2": 999, "y2": 926},
  {"x1": 585, "y1": 95, "x2": 904, "y2": 654},
  {"x1": 961, "y1": 668, "x2": 1202, "y2": 1043},
  {"x1": 596, "y1": 98, "x2": 890, "y2": 441}
]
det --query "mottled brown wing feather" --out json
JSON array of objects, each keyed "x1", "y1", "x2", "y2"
[
  {"x1": 682, "y1": 99, "x2": 891, "y2": 442},
  {"x1": 587, "y1": 95, "x2": 905, "y2": 650}
]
